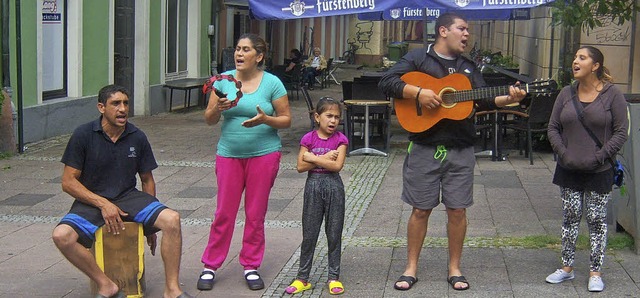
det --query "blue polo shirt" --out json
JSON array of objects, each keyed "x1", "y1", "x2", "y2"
[{"x1": 61, "y1": 117, "x2": 158, "y2": 200}]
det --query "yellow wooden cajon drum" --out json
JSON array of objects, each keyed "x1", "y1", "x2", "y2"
[{"x1": 91, "y1": 222, "x2": 146, "y2": 297}]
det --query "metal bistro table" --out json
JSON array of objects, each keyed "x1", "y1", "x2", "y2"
[
  {"x1": 327, "y1": 59, "x2": 345, "y2": 85},
  {"x1": 343, "y1": 99, "x2": 390, "y2": 157},
  {"x1": 164, "y1": 78, "x2": 206, "y2": 112}
]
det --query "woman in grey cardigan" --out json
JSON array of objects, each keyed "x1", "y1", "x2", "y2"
[{"x1": 545, "y1": 46, "x2": 628, "y2": 292}]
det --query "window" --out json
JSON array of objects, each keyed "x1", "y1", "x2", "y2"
[
  {"x1": 165, "y1": 0, "x2": 188, "y2": 79},
  {"x1": 233, "y1": 12, "x2": 250, "y2": 46},
  {"x1": 42, "y1": 0, "x2": 68, "y2": 100}
]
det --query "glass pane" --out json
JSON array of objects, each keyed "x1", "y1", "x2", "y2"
[
  {"x1": 178, "y1": 0, "x2": 188, "y2": 72},
  {"x1": 42, "y1": 0, "x2": 66, "y2": 93},
  {"x1": 166, "y1": 0, "x2": 177, "y2": 73}
]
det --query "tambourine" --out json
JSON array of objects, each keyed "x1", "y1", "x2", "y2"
[{"x1": 202, "y1": 74, "x2": 243, "y2": 108}]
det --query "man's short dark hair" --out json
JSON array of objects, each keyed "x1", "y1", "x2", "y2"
[
  {"x1": 435, "y1": 12, "x2": 467, "y2": 40},
  {"x1": 98, "y1": 84, "x2": 129, "y2": 105}
]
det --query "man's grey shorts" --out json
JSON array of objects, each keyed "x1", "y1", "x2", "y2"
[{"x1": 401, "y1": 143, "x2": 474, "y2": 210}]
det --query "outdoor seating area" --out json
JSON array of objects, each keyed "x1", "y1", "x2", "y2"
[
  {"x1": 298, "y1": 66, "x2": 559, "y2": 163},
  {"x1": 474, "y1": 91, "x2": 558, "y2": 164},
  {"x1": 341, "y1": 72, "x2": 391, "y2": 156}
]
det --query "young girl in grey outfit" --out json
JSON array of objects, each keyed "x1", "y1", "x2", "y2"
[{"x1": 286, "y1": 97, "x2": 348, "y2": 295}]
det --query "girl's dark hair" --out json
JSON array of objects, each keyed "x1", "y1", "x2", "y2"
[
  {"x1": 435, "y1": 12, "x2": 467, "y2": 40},
  {"x1": 98, "y1": 84, "x2": 129, "y2": 104},
  {"x1": 237, "y1": 33, "x2": 268, "y2": 68},
  {"x1": 316, "y1": 97, "x2": 342, "y2": 116},
  {"x1": 579, "y1": 45, "x2": 613, "y2": 83}
]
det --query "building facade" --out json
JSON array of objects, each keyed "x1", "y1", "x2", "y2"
[{"x1": 2, "y1": 2, "x2": 638, "y2": 146}]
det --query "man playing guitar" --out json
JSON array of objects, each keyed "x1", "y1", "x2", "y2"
[{"x1": 378, "y1": 12, "x2": 527, "y2": 292}]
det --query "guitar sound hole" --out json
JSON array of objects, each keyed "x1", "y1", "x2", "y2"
[{"x1": 441, "y1": 90, "x2": 456, "y2": 108}]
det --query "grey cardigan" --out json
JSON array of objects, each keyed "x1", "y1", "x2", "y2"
[{"x1": 547, "y1": 82, "x2": 628, "y2": 173}]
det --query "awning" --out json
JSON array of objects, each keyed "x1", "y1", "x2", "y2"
[{"x1": 250, "y1": 0, "x2": 553, "y2": 20}]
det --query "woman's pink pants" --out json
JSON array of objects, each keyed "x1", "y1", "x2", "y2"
[{"x1": 201, "y1": 151, "x2": 281, "y2": 270}]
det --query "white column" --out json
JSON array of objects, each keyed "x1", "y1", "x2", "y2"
[
  {"x1": 226, "y1": 8, "x2": 235, "y2": 47},
  {"x1": 295, "y1": 19, "x2": 302, "y2": 51},
  {"x1": 187, "y1": 0, "x2": 201, "y2": 78},
  {"x1": 330, "y1": 17, "x2": 336, "y2": 58},
  {"x1": 67, "y1": 1, "x2": 83, "y2": 97},
  {"x1": 160, "y1": 0, "x2": 166, "y2": 83},
  {"x1": 340, "y1": 16, "x2": 346, "y2": 55},
  {"x1": 134, "y1": 0, "x2": 150, "y2": 115},
  {"x1": 279, "y1": 22, "x2": 286, "y2": 63},
  {"x1": 109, "y1": 0, "x2": 115, "y2": 84},
  {"x1": 36, "y1": 1, "x2": 43, "y2": 103},
  {"x1": 259, "y1": 20, "x2": 266, "y2": 39},
  {"x1": 320, "y1": 17, "x2": 326, "y2": 54}
]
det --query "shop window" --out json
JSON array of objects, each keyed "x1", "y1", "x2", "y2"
[
  {"x1": 42, "y1": 0, "x2": 68, "y2": 100},
  {"x1": 165, "y1": 0, "x2": 188, "y2": 80}
]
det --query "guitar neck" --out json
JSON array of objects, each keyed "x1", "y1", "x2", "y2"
[{"x1": 443, "y1": 84, "x2": 523, "y2": 103}]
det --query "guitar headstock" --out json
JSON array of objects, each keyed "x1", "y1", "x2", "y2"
[{"x1": 526, "y1": 79, "x2": 558, "y2": 97}]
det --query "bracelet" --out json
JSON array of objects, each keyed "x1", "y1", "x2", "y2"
[{"x1": 415, "y1": 87, "x2": 422, "y2": 101}]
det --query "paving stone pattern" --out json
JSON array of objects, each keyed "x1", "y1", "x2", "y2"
[{"x1": 1, "y1": 66, "x2": 639, "y2": 297}]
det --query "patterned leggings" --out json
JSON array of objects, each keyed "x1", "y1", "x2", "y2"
[{"x1": 560, "y1": 187, "x2": 610, "y2": 272}]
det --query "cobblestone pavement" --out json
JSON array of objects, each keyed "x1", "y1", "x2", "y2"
[{"x1": 1, "y1": 66, "x2": 639, "y2": 297}]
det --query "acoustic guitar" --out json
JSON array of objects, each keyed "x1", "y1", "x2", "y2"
[{"x1": 395, "y1": 72, "x2": 557, "y2": 133}]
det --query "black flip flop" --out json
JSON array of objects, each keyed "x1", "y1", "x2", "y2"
[
  {"x1": 448, "y1": 275, "x2": 470, "y2": 291},
  {"x1": 394, "y1": 275, "x2": 418, "y2": 291},
  {"x1": 245, "y1": 271, "x2": 265, "y2": 290}
]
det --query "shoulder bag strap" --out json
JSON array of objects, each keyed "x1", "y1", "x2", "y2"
[{"x1": 569, "y1": 86, "x2": 616, "y2": 168}]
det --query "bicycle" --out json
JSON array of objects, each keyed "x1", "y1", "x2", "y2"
[{"x1": 341, "y1": 38, "x2": 359, "y2": 64}]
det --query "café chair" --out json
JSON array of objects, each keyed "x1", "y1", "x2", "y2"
[
  {"x1": 282, "y1": 64, "x2": 303, "y2": 101},
  {"x1": 316, "y1": 58, "x2": 334, "y2": 89},
  {"x1": 344, "y1": 80, "x2": 391, "y2": 153},
  {"x1": 300, "y1": 86, "x2": 316, "y2": 131},
  {"x1": 499, "y1": 91, "x2": 558, "y2": 165}
]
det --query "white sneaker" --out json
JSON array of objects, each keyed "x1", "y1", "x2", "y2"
[
  {"x1": 588, "y1": 275, "x2": 604, "y2": 292},
  {"x1": 545, "y1": 269, "x2": 575, "y2": 284}
]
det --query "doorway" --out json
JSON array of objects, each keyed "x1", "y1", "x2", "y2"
[{"x1": 114, "y1": 0, "x2": 135, "y2": 115}]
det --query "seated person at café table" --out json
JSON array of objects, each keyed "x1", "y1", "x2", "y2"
[
  {"x1": 285, "y1": 48, "x2": 303, "y2": 73},
  {"x1": 271, "y1": 49, "x2": 303, "y2": 85},
  {"x1": 302, "y1": 47, "x2": 327, "y2": 90}
]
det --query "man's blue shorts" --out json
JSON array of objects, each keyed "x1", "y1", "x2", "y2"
[{"x1": 58, "y1": 189, "x2": 168, "y2": 248}]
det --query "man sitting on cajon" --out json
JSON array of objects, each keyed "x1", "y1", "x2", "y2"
[{"x1": 51, "y1": 85, "x2": 192, "y2": 298}]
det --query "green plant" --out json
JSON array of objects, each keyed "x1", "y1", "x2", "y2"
[
  {"x1": 551, "y1": 0, "x2": 640, "y2": 87},
  {"x1": 551, "y1": 0, "x2": 640, "y2": 32},
  {"x1": 490, "y1": 54, "x2": 519, "y2": 69}
]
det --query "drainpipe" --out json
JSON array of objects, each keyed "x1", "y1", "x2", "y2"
[
  {"x1": 209, "y1": 0, "x2": 220, "y2": 75},
  {"x1": 16, "y1": 0, "x2": 23, "y2": 153},
  {"x1": 2, "y1": 0, "x2": 10, "y2": 88},
  {"x1": 548, "y1": 13, "x2": 555, "y2": 79},
  {"x1": 627, "y1": 0, "x2": 637, "y2": 93}
]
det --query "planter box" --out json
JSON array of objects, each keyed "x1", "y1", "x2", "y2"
[{"x1": 0, "y1": 90, "x2": 16, "y2": 154}]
